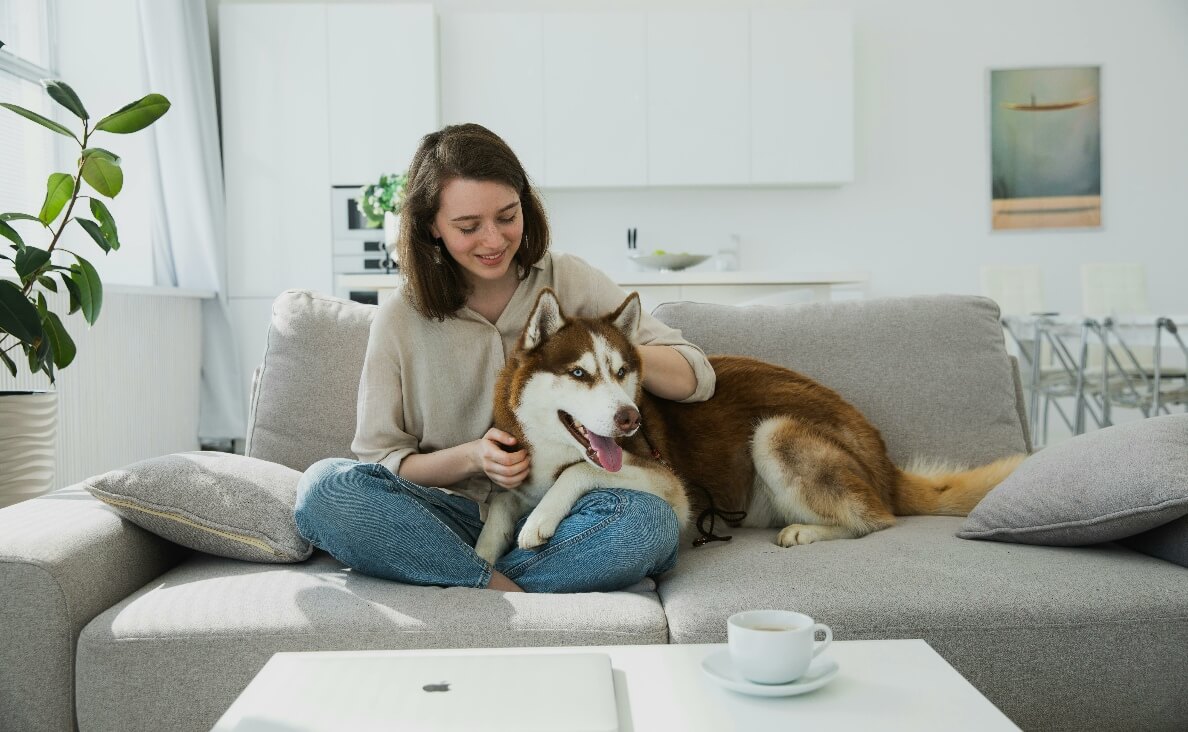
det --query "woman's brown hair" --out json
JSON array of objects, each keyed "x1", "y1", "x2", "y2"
[{"x1": 397, "y1": 123, "x2": 550, "y2": 320}]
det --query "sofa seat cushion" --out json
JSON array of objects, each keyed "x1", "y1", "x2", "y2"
[
  {"x1": 658, "y1": 518, "x2": 1188, "y2": 732},
  {"x1": 75, "y1": 552, "x2": 667, "y2": 732}
]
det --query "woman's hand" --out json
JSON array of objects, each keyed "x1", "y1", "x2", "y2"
[{"x1": 474, "y1": 428, "x2": 530, "y2": 489}]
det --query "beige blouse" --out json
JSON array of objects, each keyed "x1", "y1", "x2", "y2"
[{"x1": 351, "y1": 252, "x2": 716, "y2": 508}]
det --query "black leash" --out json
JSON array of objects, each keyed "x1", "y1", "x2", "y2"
[
  {"x1": 638, "y1": 428, "x2": 747, "y2": 548},
  {"x1": 690, "y1": 481, "x2": 748, "y2": 547}
]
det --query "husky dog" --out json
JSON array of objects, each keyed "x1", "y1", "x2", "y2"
[{"x1": 473, "y1": 288, "x2": 1025, "y2": 564}]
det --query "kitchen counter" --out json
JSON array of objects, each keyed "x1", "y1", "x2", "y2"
[{"x1": 337, "y1": 271, "x2": 869, "y2": 311}]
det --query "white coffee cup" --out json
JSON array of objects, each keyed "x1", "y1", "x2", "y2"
[{"x1": 727, "y1": 609, "x2": 833, "y2": 684}]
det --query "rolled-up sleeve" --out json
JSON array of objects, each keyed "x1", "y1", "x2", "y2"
[
  {"x1": 555, "y1": 253, "x2": 716, "y2": 403},
  {"x1": 351, "y1": 299, "x2": 420, "y2": 472}
]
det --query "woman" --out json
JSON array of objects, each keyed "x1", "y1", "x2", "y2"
[{"x1": 295, "y1": 123, "x2": 716, "y2": 593}]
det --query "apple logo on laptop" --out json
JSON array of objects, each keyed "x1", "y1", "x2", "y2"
[{"x1": 422, "y1": 682, "x2": 450, "y2": 693}]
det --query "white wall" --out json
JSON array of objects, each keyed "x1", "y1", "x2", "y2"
[
  {"x1": 538, "y1": 0, "x2": 1187, "y2": 317},
  {"x1": 214, "y1": 0, "x2": 1188, "y2": 316}
]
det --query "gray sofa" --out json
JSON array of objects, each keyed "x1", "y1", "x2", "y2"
[{"x1": 2, "y1": 291, "x2": 1186, "y2": 732}]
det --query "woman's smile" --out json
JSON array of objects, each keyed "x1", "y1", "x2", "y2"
[{"x1": 475, "y1": 248, "x2": 508, "y2": 266}]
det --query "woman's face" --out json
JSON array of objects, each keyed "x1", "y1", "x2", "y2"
[{"x1": 429, "y1": 178, "x2": 524, "y2": 288}]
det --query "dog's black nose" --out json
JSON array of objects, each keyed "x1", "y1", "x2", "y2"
[{"x1": 615, "y1": 406, "x2": 641, "y2": 432}]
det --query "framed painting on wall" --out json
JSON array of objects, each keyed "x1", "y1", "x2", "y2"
[{"x1": 990, "y1": 66, "x2": 1101, "y2": 231}]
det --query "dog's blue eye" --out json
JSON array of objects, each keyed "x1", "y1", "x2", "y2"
[{"x1": 570, "y1": 368, "x2": 586, "y2": 378}]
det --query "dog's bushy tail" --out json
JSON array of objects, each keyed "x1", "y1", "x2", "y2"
[{"x1": 891, "y1": 454, "x2": 1026, "y2": 516}]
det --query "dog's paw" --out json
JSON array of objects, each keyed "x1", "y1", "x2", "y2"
[
  {"x1": 474, "y1": 539, "x2": 503, "y2": 565},
  {"x1": 776, "y1": 524, "x2": 831, "y2": 547},
  {"x1": 518, "y1": 511, "x2": 561, "y2": 550},
  {"x1": 474, "y1": 527, "x2": 511, "y2": 565}
]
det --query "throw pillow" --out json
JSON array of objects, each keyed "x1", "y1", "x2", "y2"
[
  {"x1": 957, "y1": 414, "x2": 1188, "y2": 545},
  {"x1": 85, "y1": 451, "x2": 312, "y2": 562}
]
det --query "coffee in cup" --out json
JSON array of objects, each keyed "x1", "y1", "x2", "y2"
[{"x1": 727, "y1": 609, "x2": 832, "y2": 684}]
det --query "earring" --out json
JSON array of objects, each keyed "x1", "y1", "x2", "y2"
[{"x1": 431, "y1": 238, "x2": 444, "y2": 265}]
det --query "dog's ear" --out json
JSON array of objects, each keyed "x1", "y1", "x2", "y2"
[
  {"x1": 521, "y1": 288, "x2": 566, "y2": 351},
  {"x1": 609, "y1": 291, "x2": 641, "y2": 340}
]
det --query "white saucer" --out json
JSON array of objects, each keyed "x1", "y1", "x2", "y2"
[{"x1": 701, "y1": 650, "x2": 840, "y2": 697}]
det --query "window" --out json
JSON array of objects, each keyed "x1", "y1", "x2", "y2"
[{"x1": 1, "y1": 0, "x2": 59, "y2": 256}]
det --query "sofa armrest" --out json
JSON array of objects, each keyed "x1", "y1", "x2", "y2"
[{"x1": 0, "y1": 485, "x2": 187, "y2": 732}]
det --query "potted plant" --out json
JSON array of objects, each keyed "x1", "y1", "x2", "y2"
[
  {"x1": 357, "y1": 172, "x2": 406, "y2": 272},
  {"x1": 0, "y1": 62, "x2": 170, "y2": 507}
]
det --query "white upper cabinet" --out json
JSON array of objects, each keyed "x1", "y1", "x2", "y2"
[
  {"x1": 541, "y1": 13, "x2": 647, "y2": 188},
  {"x1": 435, "y1": 8, "x2": 853, "y2": 189},
  {"x1": 751, "y1": 9, "x2": 854, "y2": 185},
  {"x1": 221, "y1": 3, "x2": 332, "y2": 298},
  {"x1": 326, "y1": 4, "x2": 438, "y2": 185},
  {"x1": 438, "y1": 13, "x2": 545, "y2": 185},
  {"x1": 646, "y1": 11, "x2": 751, "y2": 186}
]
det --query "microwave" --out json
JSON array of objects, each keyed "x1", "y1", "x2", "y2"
[{"x1": 331, "y1": 185, "x2": 396, "y2": 302}]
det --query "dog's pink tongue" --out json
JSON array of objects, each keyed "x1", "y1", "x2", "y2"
[{"x1": 587, "y1": 432, "x2": 623, "y2": 472}]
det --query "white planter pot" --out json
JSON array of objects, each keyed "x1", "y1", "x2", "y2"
[{"x1": 0, "y1": 391, "x2": 57, "y2": 508}]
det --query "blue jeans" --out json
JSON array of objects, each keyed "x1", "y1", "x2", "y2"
[{"x1": 293, "y1": 458, "x2": 680, "y2": 593}]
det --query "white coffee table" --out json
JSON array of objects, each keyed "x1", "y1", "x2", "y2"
[{"x1": 212, "y1": 639, "x2": 1019, "y2": 731}]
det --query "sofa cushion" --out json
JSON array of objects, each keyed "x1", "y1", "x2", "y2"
[
  {"x1": 246, "y1": 290, "x2": 376, "y2": 471},
  {"x1": 958, "y1": 414, "x2": 1188, "y2": 545},
  {"x1": 652, "y1": 295, "x2": 1029, "y2": 467},
  {"x1": 75, "y1": 552, "x2": 668, "y2": 732},
  {"x1": 84, "y1": 451, "x2": 312, "y2": 563},
  {"x1": 657, "y1": 519, "x2": 1188, "y2": 731}
]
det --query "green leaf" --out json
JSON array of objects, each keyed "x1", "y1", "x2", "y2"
[
  {"x1": 0, "y1": 220, "x2": 22, "y2": 248},
  {"x1": 89, "y1": 198, "x2": 120, "y2": 250},
  {"x1": 81, "y1": 147, "x2": 120, "y2": 162},
  {"x1": 80, "y1": 154, "x2": 123, "y2": 197},
  {"x1": 29, "y1": 331, "x2": 53, "y2": 382},
  {"x1": 38, "y1": 173, "x2": 75, "y2": 225},
  {"x1": 61, "y1": 273, "x2": 82, "y2": 314},
  {"x1": 69, "y1": 253, "x2": 103, "y2": 324},
  {"x1": 94, "y1": 93, "x2": 170, "y2": 134},
  {"x1": 14, "y1": 246, "x2": 50, "y2": 280},
  {"x1": 42, "y1": 310, "x2": 75, "y2": 369},
  {"x1": 0, "y1": 279, "x2": 43, "y2": 345},
  {"x1": 37, "y1": 275, "x2": 58, "y2": 292},
  {"x1": 44, "y1": 80, "x2": 88, "y2": 120},
  {"x1": 75, "y1": 218, "x2": 112, "y2": 253},
  {"x1": 0, "y1": 346, "x2": 16, "y2": 378},
  {"x1": 0, "y1": 212, "x2": 42, "y2": 223},
  {"x1": 0, "y1": 103, "x2": 81, "y2": 144}
]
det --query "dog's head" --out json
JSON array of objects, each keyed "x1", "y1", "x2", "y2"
[{"x1": 498, "y1": 288, "x2": 643, "y2": 472}]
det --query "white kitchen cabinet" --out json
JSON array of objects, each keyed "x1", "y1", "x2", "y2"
[
  {"x1": 751, "y1": 9, "x2": 854, "y2": 185},
  {"x1": 438, "y1": 12, "x2": 545, "y2": 185},
  {"x1": 221, "y1": 2, "x2": 332, "y2": 298},
  {"x1": 542, "y1": 13, "x2": 647, "y2": 188},
  {"x1": 326, "y1": 3, "x2": 438, "y2": 185},
  {"x1": 646, "y1": 11, "x2": 751, "y2": 186},
  {"x1": 221, "y1": 3, "x2": 439, "y2": 406}
]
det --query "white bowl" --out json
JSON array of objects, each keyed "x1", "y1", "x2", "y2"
[{"x1": 630, "y1": 253, "x2": 711, "y2": 271}]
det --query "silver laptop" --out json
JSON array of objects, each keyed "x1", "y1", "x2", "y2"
[{"x1": 215, "y1": 651, "x2": 620, "y2": 732}]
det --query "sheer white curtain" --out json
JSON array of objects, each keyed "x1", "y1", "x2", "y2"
[{"x1": 137, "y1": 0, "x2": 245, "y2": 442}]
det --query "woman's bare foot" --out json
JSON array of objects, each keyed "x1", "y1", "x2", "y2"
[{"x1": 487, "y1": 570, "x2": 524, "y2": 592}]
